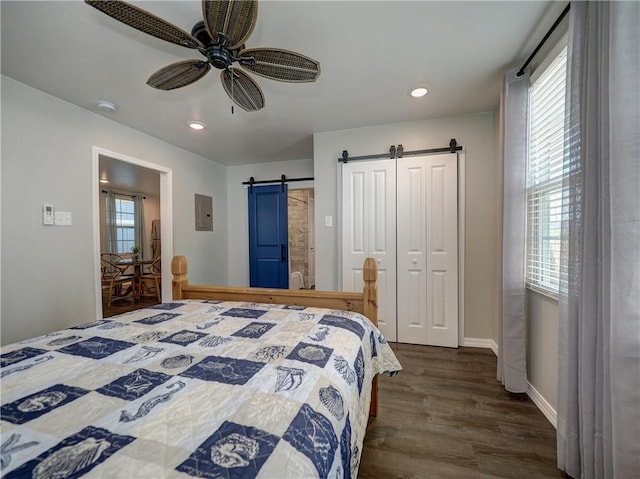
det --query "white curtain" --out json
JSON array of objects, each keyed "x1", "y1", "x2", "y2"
[
  {"x1": 557, "y1": 2, "x2": 640, "y2": 477},
  {"x1": 105, "y1": 191, "x2": 118, "y2": 253},
  {"x1": 497, "y1": 68, "x2": 529, "y2": 393},
  {"x1": 133, "y1": 194, "x2": 146, "y2": 259}
]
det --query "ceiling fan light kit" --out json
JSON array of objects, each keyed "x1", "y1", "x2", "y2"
[{"x1": 85, "y1": 0, "x2": 321, "y2": 112}]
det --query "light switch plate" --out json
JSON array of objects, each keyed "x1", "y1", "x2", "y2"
[
  {"x1": 324, "y1": 216, "x2": 333, "y2": 227},
  {"x1": 55, "y1": 211, "x2": 72, "y2": 226}
]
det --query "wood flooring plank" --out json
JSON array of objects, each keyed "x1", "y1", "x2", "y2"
[
  {"x1": 102, "y1": 296, "x2": 160, "y2": 318},
  {"x1": 359, "y1": 344, "x2": 566, "y2": 478}
]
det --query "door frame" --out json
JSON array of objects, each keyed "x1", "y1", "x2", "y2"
[
  {"x1": 457, "y1": 151, "x2": 466, "y2": 345},
  {"x1": 337, "y1": 152, "x2": 466, "y2": 345},
  {"x1": 307, "y1": 194, "x2": 315, "y2": 288},
  {"x1": 91, "y1": 146, "x2": 173, "y2": 318}
]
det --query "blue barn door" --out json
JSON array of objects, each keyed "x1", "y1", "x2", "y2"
[{"x1": 248, "y1": 184, "x2": 289, "y2": 288}]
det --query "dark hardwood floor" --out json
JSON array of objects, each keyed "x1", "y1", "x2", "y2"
[
  {"x1": 359, "y1": 344, "x2": 566, "y2": 479},
  {"x1": 102, "y1": 296, "x2": 160, "y2": 318}
]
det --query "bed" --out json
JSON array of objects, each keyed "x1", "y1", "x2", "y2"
[{"x1": 0, "y1": 256, "x2": 401, "y2": 478}]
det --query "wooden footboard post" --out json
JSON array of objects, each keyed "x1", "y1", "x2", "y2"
[
  {"x1": 363, "y1": 258, "x2": 378, "y2": 328},
  {"x1": 363, "y1": 258, "x2": 379, "y2": 417},
  {"x1": 171, "y1": 256, "x2": 188, "y2": 300}
]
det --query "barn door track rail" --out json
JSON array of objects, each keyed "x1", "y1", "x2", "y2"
[
  {"x1": 338, "y1": 139, "x2": 462, "y2": 163},
  {"x1": 243, "y1": 175, "x2": 314, "y2": 193}
]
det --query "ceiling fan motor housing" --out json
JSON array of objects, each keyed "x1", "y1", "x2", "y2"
[
  {"x1": 192, "y1": 20, "x2": 234, "y2": 70},
  {"x1": 209, "y1": 46, "x2": 234, "y2": 70},
  {"x1": 191, "y1": 20, "x2": 212, "y2": 45}
]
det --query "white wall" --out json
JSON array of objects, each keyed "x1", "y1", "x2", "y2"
[
  {"x1": 1, "y1": 76, "x2": 229, "y2": 345},
  {"x1": 226, "y1": 158, "x2": 313, "y2": 286},
  {"x1": 527, "y1": 290, "x2": 559, "y2": 413},
  {"x1": 313, "y1": 113, "x2": 498, "y2": 340}
]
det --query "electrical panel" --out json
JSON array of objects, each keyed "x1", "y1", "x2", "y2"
[{"x1": 195, "y1": 193, "x2": 213, "y2": 231}]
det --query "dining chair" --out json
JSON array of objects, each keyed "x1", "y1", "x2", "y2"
[
  {"x1": 101, "y1": 253, "x2": 134, "y2": 276},
  {"x1": 139, "y1": 257, "x2": 161, "y2": 302},
  {"x1": 101, "y1": 258, "x2": 135, "y2": 306},
  {"x1": 101, "y1": 253, "x2": 135, "y2": 296},
  {"x1": 101, "y1": 252, "x2": 123, "y2": 261}
]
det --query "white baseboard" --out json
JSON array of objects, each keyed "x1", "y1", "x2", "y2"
[
  {"x1": 462, "y1": 338, "x2": 555, "y2": 428},
  {"x1": 462, "y1": 338, "x2": 499, "y2": 356},
  {"x1": 527, "y1": 382, "x2": 557, "y2": 428}
]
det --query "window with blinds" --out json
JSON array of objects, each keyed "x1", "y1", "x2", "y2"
[
  {"x1": 114, "y1": 195, "x2": 136, "y2": 254},
  {"x1": 526, "y1": 46, "x2": 568, "y2": 295}
]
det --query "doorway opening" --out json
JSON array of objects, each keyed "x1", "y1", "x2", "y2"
[
  {"x1": 287, "y1": 188, "x2": 315, "y2": 289},
  {"x1": 92, "y1": 147, "x2": 173, "y2": 319}
]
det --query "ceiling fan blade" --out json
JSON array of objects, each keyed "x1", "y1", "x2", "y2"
[
  {"x1": 202, "y1": 0, "x2": 257, "y2": 50},
  {"x1": 220, "y1": 68, "x2": 264, "y2": 112},
  {"x1": 147, "y1": 60, "x2": 211, "y2": 90},
  {"x1": 86, "y1": 0, "x2": 202, "y2": 49},
  {"x1": 239, "y1": 48, "x2": 320, "y2": 83}
]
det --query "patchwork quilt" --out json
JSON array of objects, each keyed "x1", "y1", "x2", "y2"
[{"x1": 0, "y1": 300, "x2": 401, "y2": 478}]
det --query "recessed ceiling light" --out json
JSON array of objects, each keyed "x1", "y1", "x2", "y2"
[
  {"x1": 410, "y1": 87, "x2": 428, "y2": 98},
  {"x1": 97, "y1": 100, "x2": 118, "y2": 113},
  {"x1": 188, "y1": 121, "x2": 206, "y2": 130},
  {"x1": 99, "y1": 179, "x2": 109, "y2": 184}
]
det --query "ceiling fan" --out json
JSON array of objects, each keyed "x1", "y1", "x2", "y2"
[{"x1": 85, "y1": 0, "x2": 321, "y2": 112}]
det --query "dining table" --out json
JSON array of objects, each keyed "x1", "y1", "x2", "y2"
[{"x1": 116, "y1": 257, "x2": 154, "y2": 301}]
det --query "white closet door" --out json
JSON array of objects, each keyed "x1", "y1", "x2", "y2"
[
  {"x1": 397, "y1": 156, "x2": 428, "y2": 343},
  {"x1": 342, "y1": 160, "x2": 397, "y2": 341},
  {"x1": 397, "y1": 153, "x2": 458, "y2": 346}
]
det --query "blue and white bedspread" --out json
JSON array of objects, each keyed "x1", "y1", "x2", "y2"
[{"x1": 0, "y1": 300, "x2": 401, "y2": 478}]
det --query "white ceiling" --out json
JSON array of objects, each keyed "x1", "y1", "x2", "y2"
[
  {"x1": 1, "y1": 1, "x2": 564, "y2": 166},
  {"x1": 99, "y1": 155, "x2": 160, "y2": 196}
]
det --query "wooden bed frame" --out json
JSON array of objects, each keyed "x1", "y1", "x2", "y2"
[{"x1": 171, "y1": 255, "x2": 380, "y2": 416}]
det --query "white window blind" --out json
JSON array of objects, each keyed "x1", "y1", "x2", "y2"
[
  {"x1": 526, "y1": 46, "x2": 568, "y2": 295},
  {"x1": 114, "y1": 195, "x2": 136, "y2": 254}
]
